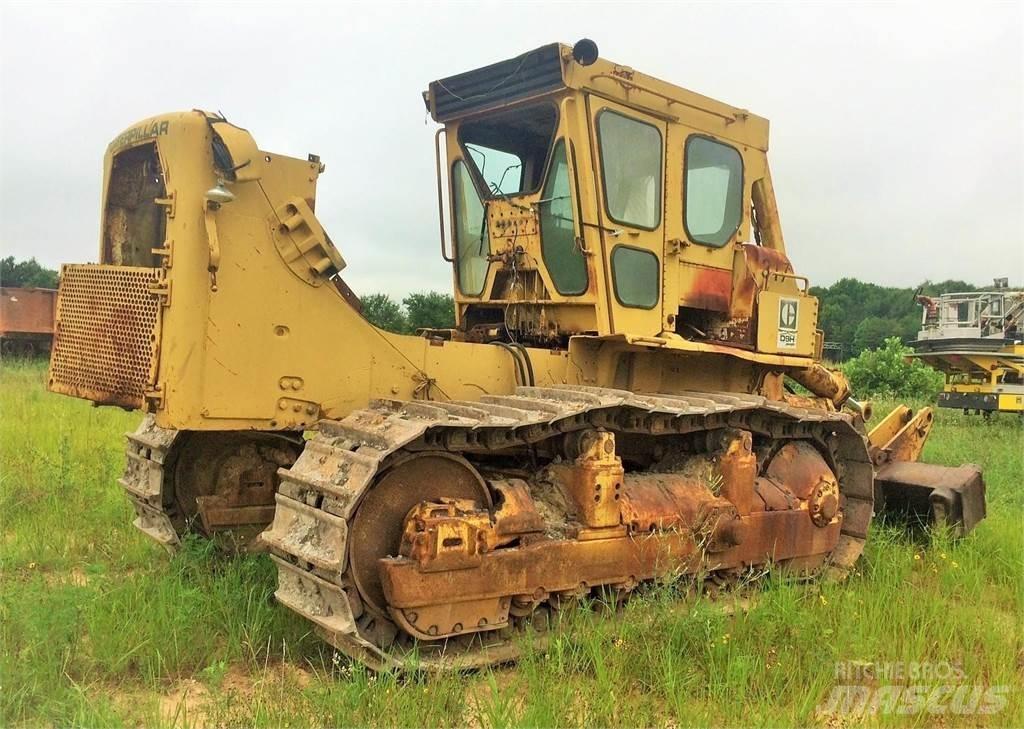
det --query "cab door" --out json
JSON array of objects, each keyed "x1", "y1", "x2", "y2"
[{"x1": 587, "y1": 97, "x2": 667, "y2": 336}]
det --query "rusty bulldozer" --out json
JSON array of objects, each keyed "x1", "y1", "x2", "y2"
[{"x1": 48, "y1": 40, "x2": 985, "y2": 670}]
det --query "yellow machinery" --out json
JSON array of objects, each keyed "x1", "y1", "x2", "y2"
[
  {"x1": 48, "y1": 40, "x2": 985, "y2": 670},
  {"x1": 912, "y1": 288, "x2": 1024, "y2": 416}
]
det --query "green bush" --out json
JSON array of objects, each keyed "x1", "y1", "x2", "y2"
[
  {"x1": 358, "y1": 291, "x2": 456, "y2": 334},
  {"x1": 403, "y1": 291, "x2": 455, "y2": 331},
  {"x1": 360, "y1": 293, "x2": 409, "y2": 333},
  {"x1": 843, "y1": 336, "x2": 944, "y2": 400}
]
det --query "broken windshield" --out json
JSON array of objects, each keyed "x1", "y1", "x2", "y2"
[{"x1": 459, "y1": 104, "x2": 557, "y2": 197}]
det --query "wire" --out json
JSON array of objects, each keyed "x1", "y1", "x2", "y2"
[
  {"x1": 493, "y1": 342, "x2": 525, "y2": 388},
  {"x1": 434, "y1": 51, "x2": 533, "y2": 103},
  {"x1": 502, "y1": 216, "x2": 521, "y2": 343},
  {"x1": 510, "y1": 342, "x2": 535, "y2": 386}
]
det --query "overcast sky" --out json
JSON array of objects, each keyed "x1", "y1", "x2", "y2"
[{"x1": 1, "y1": 2, "x2": 1021, "y2": 297}]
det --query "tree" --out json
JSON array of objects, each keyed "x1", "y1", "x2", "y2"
[
  {"x1": 843, "y1": 337, "x2": 944, "y2": 400},
  {"x1": 360, "y1": 293, "x2": 408, "y2": 333},
  {"x1": 811, "y1": 277, "x2": 986, "y2": 360},
  {"x1": 1, "y1": 257, "x2": 59, "y2": 288},
  {"x1": 403, "y1": 292, "x2": 455, "y2": 332},
  {"x1": 852, "y1": 316, "x2": 901, "y2": 354}
]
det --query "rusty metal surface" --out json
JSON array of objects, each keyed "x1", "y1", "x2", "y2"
[
  {"x1": 717, "y1": 430, "x2": 757, "y2": 516},
  {"x1": 730, "y1": 244, "x2": 794, "y2": 320},
  {"x1": 680, "y1": 265, "x2": 733, "y2": 313},
  {"x1": 48, "y1": 264, "x2": 161, "y2": 409},
  {"x1": 0, "y1": 287, "x2": 56, "y2": 337},
  {"x1": 116, "y1": 385, "x2": 884, "y2": 672},
  {"x1": 259, "y1": 385, "x2": 874, "y2": 671},
  {"x1": 119, "y1": 418, "x2": 303, "y2": 550},
  {"x1": 869, "y1": 406, "x2": 934, "y2": 466},
  {"x1": 789, "y1": 364, "x2": 851, "y2": 406},
  {"x1": 171, "y1": 432, "x2": 302, "y2": 535},
  {"x1": 875, "y1": 461, "x2": 986, "y2": 535},
  {"x1": 345, "y1": 452, "x2": 491, "y2": 615},
  {"x1": 547, "y1": 430, "x2": 622, "y2": 528},
  {"x1": 381, "y1": 509, "x2": 840, "y2": 610},
  {"x1": 765, "y1": 441, "x2": 836, "y2": 500}
]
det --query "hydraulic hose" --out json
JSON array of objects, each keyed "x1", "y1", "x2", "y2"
[
  {"x1": 510, "y1": 342, "x2": 535, "y2": 386},
  {"x1": 492, "y1": 342, "x2": 527, "y2": 388}
]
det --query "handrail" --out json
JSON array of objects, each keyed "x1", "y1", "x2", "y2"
[
  {"x1": 590, "y1": 73, "x2": 748, "y2": 125},
  {"x1": 762, "y1": 269, "x2": 810, "y2": 293}
]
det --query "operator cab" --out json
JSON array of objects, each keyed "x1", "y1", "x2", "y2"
[{"x1": 425, "y1": 40, "x2": 819, "y2": 358}]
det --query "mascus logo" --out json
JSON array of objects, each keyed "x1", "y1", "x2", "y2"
[{"x1": 108, "y1": 120, "x2": 169, "y2": 152}]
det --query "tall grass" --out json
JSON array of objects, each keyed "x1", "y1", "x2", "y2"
[{"x1": 1, "y1": 360, "x2": 1021, "y2": 727}]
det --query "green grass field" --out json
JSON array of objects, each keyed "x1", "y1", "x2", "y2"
[{"x1": 2, "y1": 359, "x2": 1021, "y2": 727}]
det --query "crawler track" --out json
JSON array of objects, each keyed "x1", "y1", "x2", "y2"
[{"x1": 119, "y1": 386, "x2": 873, "y2": 671}]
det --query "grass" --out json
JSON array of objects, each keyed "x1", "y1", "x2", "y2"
[{"x1": 1, "y1": 359, "x2": 1021, "y2": 727}]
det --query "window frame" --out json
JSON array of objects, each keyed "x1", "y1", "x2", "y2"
[
  {"x1": 450, "y1": 158, "x2": 490, "y2": 297},
  {"x1": 456, "y1": 101, "x2": 560, "y2": 200},
  {"x1": 682, "y1": 134, "x2": 745, "y2": 249},
  {"x1": 595, "y1": 108, "x2": 664, "y2": 232},
  {"x1": 610, "y1": 244, "x2": 661, "y2": 310},
  {"x1": 538, "y1": 138, "x2": 588, "y2": 297},
  {"x1": 102, "y1": 140, "x2": 168, "y2": 267}
]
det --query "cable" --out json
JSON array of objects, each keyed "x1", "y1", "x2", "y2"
[
  {"x1": 493, "y1": 342, "x2": 525, "y2": 388},
  {"x1": 510, "y1": 342, "x2": 535, "y2": 386},
  {"x1": 435, "y1": 51, "x2": 533, "y2": 103}
]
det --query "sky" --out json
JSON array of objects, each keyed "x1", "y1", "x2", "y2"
[{"x1": 1, "y1": 2, "x2": 1021, "y2": 299}]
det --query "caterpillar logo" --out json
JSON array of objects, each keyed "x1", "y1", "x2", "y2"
[
  {"x1": 108, "y1": 120, "x2": 169, "y2": 152},
  {"x1": 778, "y1": 298, "x2": 799, "y2": 349}
]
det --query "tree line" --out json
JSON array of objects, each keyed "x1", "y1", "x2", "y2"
[
  {"x1": 811, "y1": 277, "x2": 982, "y2": 359},
  {"x1": 360, "y1": 291, "x2": 455, "y2": 333},
  {"x1": 1, "y1": 257, "x2": 59, "y2": 289}
]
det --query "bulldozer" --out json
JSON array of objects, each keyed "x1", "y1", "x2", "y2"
[{"x1": 48, "y1": 40, "x2": 986, "y2": 671}]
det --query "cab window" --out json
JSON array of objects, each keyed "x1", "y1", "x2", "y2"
[
  {"x1": 597, "y1": 111, "x2": 662, "y2": 229},
  {"x1": 611, "y1": 246, "x2": 659, "y2": 309},
  {"x1": 452, "y1": 160, "x2": 489, "y2": 296},
  {"x1": 459, "y1": 104, "x2": 557, "y2": 196},
  {"x1": 684, "y1": 136, "x2": 743, "y2": 247},
  {"x1": 103, "y1": 142, "x2": 166, "y2": 266},
  {"x1": 539, "y1": 140, "x2": 586, "y2": 295}
]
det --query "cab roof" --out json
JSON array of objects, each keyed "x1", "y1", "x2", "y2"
[{"x1": 424, "y1": 42, "x2": 770, "y2": 151}]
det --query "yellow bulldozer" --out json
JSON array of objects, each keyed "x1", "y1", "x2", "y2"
[{"x1": 48, "y1": 40, "x2": 985, "y2": 670}]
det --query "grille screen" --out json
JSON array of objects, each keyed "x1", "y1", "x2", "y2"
[
  {"x1": 48, "y1": 264, "x2": 161, "y2": 409},
  {"x1": 429, "y1": 43, "x2": 564, "y2": 121}
]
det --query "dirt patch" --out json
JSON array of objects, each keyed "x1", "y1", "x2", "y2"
[
  {"x1": 160, "y1": 679, "x2": 210, "y2": 727},
  {"x1": 463, "y1": 666, "x2": 524, "y2": 728},
  {"x1": 155, "y1": 662, "x2": 314, "y2": 726}
]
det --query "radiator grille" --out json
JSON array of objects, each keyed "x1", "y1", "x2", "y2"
[{"x1": 48, "y1": 264, "x2": 161, "y2": 409}]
